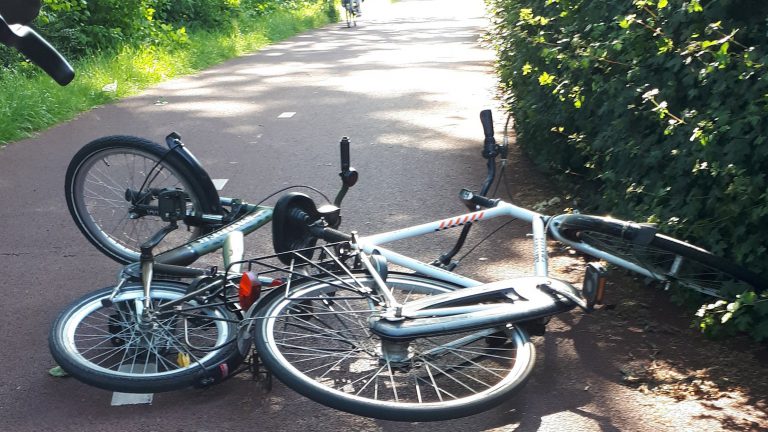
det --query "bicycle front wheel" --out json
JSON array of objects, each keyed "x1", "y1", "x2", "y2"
[
  {"x1": 65, "y1": 136, "x2": 214, "y2": 264},
  {"x1": 49, "y1": 281, "x2": 239, "y2": 393},
  {"x1": 253, "y1": 273, "x2": 536, "y2": 422},
  {"x1": 555, "y1": 214, "x2": 767, "y2": 298}
]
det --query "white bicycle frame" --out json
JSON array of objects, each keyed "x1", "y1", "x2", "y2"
[
  {"x1": 263, "y1": 197, "x2": 673, "y2": 341},
  {"x1": 279, "y1": 200, "x2": 587, "y2": 339},
  {"x1": 349, "y1": 199, "x2": 666, "y2": 292},
  {"x1": 357, "y1": 201, "x2": 546, "y2": 289},
  {"x1": 157, "y1": 191, "x2": 667, "y2": 336}
]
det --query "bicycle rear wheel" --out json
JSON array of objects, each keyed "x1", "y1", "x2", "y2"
[
  {"x1": 65, "y1": 135, "x2": 215, "y2": 264},
  {"x1": 555, "y1": 214, "x2": 767, "y2": 298},
  {"x1": 253, "y1": 273, "x2": 536, "y2": 422},
  {"x1": 49, "y1": 281, "x2": 239, "y2": 393}
]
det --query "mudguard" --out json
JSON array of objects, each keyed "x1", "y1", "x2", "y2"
[{"x1": 164, "y1": 132, "x2": 223, "y2": 215}]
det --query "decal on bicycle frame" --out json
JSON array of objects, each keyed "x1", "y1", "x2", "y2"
[{"x1": 436, "y1": 212, "x2": 485, "y2": 231}]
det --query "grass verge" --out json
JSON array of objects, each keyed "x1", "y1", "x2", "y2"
[{"x1": 0, "y1": 5, "x2": 332, "y2": 145}]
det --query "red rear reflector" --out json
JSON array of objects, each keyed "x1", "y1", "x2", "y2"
[{"x1": 239, "y1": 271, "x2": 262, "y2": 310}]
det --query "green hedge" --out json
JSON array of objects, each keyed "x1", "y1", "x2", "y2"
[{"x1": 487, "y1": 0, "x2": 768, "y2": 340}]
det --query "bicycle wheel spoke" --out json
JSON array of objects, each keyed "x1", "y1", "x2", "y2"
[
  {"x1": 575, "y1": 229, "x2": 758, "y2": 297},
  {"x1": 67, "y1": 138, "x2": 206, "y2": 263},
  {"x1": 53, "y1": 284, "x2": 236, "y2": 391},
  {"x1": 274, "y1": 325, "x2": 369, "y2": 349},
  {"x1": 256, "y1": 274, "x2": 536, "y2": 420}
]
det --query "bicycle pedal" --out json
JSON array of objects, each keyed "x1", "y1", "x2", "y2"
[{"x1": 582, "y1": 263, "x2": 607, "y2": 309}]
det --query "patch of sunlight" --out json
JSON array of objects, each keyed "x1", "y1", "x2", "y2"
[
  {"x1": 540, "y1": 410, "x2": 602, "y2": 430},
  {"x1": 235, "y1": 61, "x2": 334, "y2": 78},
  {"x1": 152, "y1": 81, "x2": 216, "y2": 97},
  {"x1": 158, "y1": 100, "x2": 260, "y2": 118}
]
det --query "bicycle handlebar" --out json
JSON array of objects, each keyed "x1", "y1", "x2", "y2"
[
  {"x1": 480, "y1": 109, "x2": 497, "y2": 159},
  {"x1": 290, "y1": 208, "x2": 353, "y2": 243},
  {"x1": 433, "y1": 110, "x2": 502, "y2": 268},
  {"x1": 459, "y1": 189, "x2": 499, "y2": 209},
  {"x1": 0, "y1": 15, "x2": 74, "y2": 86},
  {"x1": 310, "y1": 225, "x2": 354, "y2": 243}
]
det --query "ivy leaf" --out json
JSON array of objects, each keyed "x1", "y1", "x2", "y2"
[
  {"x1": 619, "y1": 14, "x2": 635, "y2": 29},
  {"x1": 522, "y1": 63, "x2": 533, "y2": 75},
  {"x1": 687, "y1": 0, "x2": 704, "y2": 12},
  {"x1": 538, "y1": 72, "x2": 555, "y2": 86},
  {"x1": 740, "y1": 291, "x2": 757, "y2": 305}
]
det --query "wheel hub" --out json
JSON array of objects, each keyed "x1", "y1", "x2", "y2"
[{"x1": 379, "y1": 339, "x2": 414, "y2": 367}]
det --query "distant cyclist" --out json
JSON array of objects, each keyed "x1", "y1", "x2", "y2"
[{"x1": 342, "y1": 0, "x2": 362, "y2": 16}]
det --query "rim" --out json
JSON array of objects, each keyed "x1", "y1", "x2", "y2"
[
  {"x1": 60, "y1": 287, "x2": 231, "y2": 378},
  {"x1": 70, "y1": 148, "x2": 202, "y2": 262},
  {"x1": 261, "y1": 276, "x2": 533, "y2": 412},
  {"x1": 579, "y1": 231, "x2": 752, "y2": 297}
]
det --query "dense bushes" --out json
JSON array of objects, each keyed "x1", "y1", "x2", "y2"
[{"x1": 487, "y1": 0, "x2": 768, "y2": 340}]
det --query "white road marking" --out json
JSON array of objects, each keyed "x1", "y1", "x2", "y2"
[
  {"x1": 111, "y1": 392, "x2": 153, "y2": 406},
  {"x1": 212, "y1": 179, "x2": 229, "y2": 191},
  {"x1": 110, "y1": 364, "x2": 155, "y2": 406}
]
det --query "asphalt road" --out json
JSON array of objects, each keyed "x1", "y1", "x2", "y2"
[{"x1": 0, "y1": 1, "x2": 760, "y2": 431}]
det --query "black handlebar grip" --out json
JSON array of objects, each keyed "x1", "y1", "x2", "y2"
[
  {"x1": 459, "y1": 188, "x2": 499, "y2": 209},
  {"x1": 291, "y1": 208, "x2": 352, "y2": 242},
  {"x1": 317, "y1": 227, "x2": 353, "y2": 243},
  {"x1": 479, "y1": 110, "x2": 497, "y2": 159},
  {"x1": 0, "y1": 17, "x2": 74, "y2": 86},
  {"x1": 340, "y1": 137, "x2": 351, "y2": 172},
  {"x1": 472, "y1": 194, "x2": 499, "y2": 209},
  {"x1": 480, "y1": 109, "x2": 494, "y2": 138}
]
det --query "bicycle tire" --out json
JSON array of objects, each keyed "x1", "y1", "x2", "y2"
[
  {"x1": 65, "y1": 135, "x2": 217, "y2": 264},
  {"x1": 253, "y1": 272, "x2": 536, "y2": 422},
  {"x1": 49, "y1": 281, "x2": 240, "y2": 393},
  {"x1": 555, "y1": 214, "x2": 768, "y2": 298}
]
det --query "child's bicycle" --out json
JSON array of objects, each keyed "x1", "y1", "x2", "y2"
[
  {"x1": 50, "y1": 132, "x2": 360, "y2": 392},
  {"x1": 49, "y1": 111, "x2": 766, "y2": 421}
]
